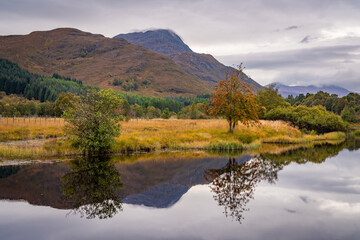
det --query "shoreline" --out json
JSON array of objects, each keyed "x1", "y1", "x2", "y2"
[{"x1": 0, "y1": 119, "x2": 347, "y2": 160}]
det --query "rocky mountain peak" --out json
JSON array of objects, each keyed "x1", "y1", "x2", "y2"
[{"x1": 115, "y1": 29, "x2": 192, "y2": 55}]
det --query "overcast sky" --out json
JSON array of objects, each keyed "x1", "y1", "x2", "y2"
[{"x1": 1, "y1": 0, "x2": 359, "y2": 91}]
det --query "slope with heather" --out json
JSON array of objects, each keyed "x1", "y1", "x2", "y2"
[{"x1": 0, "y1": 28, "x2": 210, "y2": 97}]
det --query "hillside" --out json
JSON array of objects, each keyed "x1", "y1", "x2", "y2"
[
  {"x1": 115, "y1": 29, "x2": 262, "y2": 90},
  {"x1": 270, "y1": 83, "x2": 351, "y2": 97},
  {"x1": 0, "y1": 28, "x2": 210, "y2": 97}
]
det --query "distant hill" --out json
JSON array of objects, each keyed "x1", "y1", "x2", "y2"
[
  {"x1": 269, "y1": 83, "x2": 351, "y2": 97},
  {"x1": 0, "y1": 28, "x2": 211, "y2": 97},
  {"x1": 115, "y1": 29, "x2": 262, "y2": 90}
]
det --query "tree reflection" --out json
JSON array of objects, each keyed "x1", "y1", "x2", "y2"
[
  {"x1": 260, "y1": 142, "x2": 348, "y2": 165},
  {"x1": 204, "y1": 157, "x2": 282, "y2": 223},
  {"x1": 61, "y1": 157, "x2": 123, "y2": 219}
]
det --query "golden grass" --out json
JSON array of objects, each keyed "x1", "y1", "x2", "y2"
[
  {"x1": 0, "y1": 117, "x2": 64, "y2": 141},
  {"x1": 0, "y1": 138, "x2": 77, "y2": 159},
  {"x1": 114, "y1": 119, "x2": 303, "y2": 152},
  {"x1": 262, "y1": 132, "x2": 346, "y2": 144},
  {"x1": 0, "y1": 118, "x2": 346, "y2": 159}
]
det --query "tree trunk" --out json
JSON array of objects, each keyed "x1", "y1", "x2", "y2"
[{"x1": 229, "y1": 120, "x2": 234, "y2": 133}]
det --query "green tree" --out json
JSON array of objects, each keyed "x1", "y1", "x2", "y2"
[
  {"x1": 130, "y1": 104, "x2": 144, "y2": 118},
  {"x1": 341, "y1": 105, "x2": 357, "y2": 123},
  {"x1": 161, "y1": 107, "x2": 171, "y2": 119},
  {"x1": 256, "y1": 84, "x2": 290, "y2": 118},
  {"x1": 63, "y1": 89, "x2": 123, "y2": 155},
  {"x1": 146, "y1": 106, "x2": 161, "y2": 119},
  {"x1": 206, "y1": 65, "x2": 261, "y2": 133},
  {"x1": 54, "y1": 92, "x2": 77, "y2": 116}
]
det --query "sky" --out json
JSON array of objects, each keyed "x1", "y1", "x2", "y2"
[{"x1": 0, "y1": 0, "x2": 359, "y2": 91}]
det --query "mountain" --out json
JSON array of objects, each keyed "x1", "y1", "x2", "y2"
[
  {"x1": 269, "y1": 83, "x2": 351, "y2": 97},
  {"x1": 116, "y1": 29, "x2": 192, "y2": 55},
  {"x1": 115, "y1": 29, "x2": 262, "y2": 90},
  {"x1": 0, "y1": 28, "x2": 211, "y2": 97}
]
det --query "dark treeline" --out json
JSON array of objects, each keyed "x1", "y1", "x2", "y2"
[
  {"x1": 120, "y1": 93, "x2": 210, "y2": 113},
  {"x1": 0, "y1": 58, "x2": 210, "y2": 117},
  {"x1": 0, "y1": 58, "x2": 93, "y2": 102}
]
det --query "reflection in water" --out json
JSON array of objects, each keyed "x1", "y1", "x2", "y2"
[
  {"x1": 204, "y1": 157, "x2": 282, "y2": 223},
  {"x1": 204, "y1": 139, "x2": 360, "y2": 224},
  {"x1": 260, "y1": 141, "x2": 356, "y2": 165},
  {"x1": 61, "y1": 157, "x2": 123, "y2": 219}
]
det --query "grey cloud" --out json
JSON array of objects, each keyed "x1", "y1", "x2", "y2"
[
  {"x1": 284, "y1": 208, "x2": 297, "y2": 213},
  {"x1": 300, "y1": 35, "x2": 310, "y2": 43},
  {"x1": 217, "y1": 44, "x2": 360, "y2": 92},
  {"x1": 0, "y1": 0, "x2": 359, "y2": 42},
  {"x1": 221, "y1": 44, "x2": 360, "y2": 69},
  {"x1": 285, "y1": 26, "x2": 298, "y2": 31},
  {"x1": 0, "y1": 0, "x2": 359, "y2": 91},
  {"x1": 299, "y1": 196, "x2": 309, "y2": 203}
]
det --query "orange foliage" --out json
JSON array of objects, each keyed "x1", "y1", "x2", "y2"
[{"x1": 206, "y1": 64, "x2": 261, "y2": 132}]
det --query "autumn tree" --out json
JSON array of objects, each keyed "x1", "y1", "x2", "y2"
[{"x1": 206, "y1": 65, "x2": 261, "y2": 133}]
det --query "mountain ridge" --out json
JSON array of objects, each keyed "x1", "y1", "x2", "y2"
[
  {"x1": 116, "y1": 29, "x2": 193, "y2": 55},
  {"x1": 269, "y1": 82, "x2": 351, "y2": 97},
  {"x1": 115, "y1": 29, "x2": 262, "y2": 90}
]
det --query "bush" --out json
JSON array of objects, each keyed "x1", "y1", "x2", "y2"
[
  {"x1": 63, "y1": 89, "x2": 123, "y2": 155},
  {"x1": 265, "y1": 105, "x2": 348, "y2": 133}
]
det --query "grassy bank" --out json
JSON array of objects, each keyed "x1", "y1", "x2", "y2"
[
  {"x1": 0, "y1": 117, "x2": 64, "y2": 141},
  {"x1": 0, "y1": 118, "x2": 346, "y2": 159},
  {"x1": 113, "y1": 119, "x2": 345, "y2": 152}
]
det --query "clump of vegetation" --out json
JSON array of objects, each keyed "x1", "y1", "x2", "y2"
[
  {"x1": 286, "y1": 91, "x2": 360, "y2": 122},
  {"x1": 161, "y1": 108, "x2": 172, "y2": 119},
  {"x1": 63, "y1": 89, "x2": 123, "y2": 155},
  {"x1": 145, "y1": 106, "x2": 161, "y2": 119},
  {"x1": 341, "y1": 105, "x2": 357, "y2": 123},
  {"x1": 256, "y1": 84, "x2": 290, "y2": 118},
  {"x1": 0, "y1": 92, "x2": 57, "y2": 117},
  {"x1": 177, "y1": 102, "x2": 209, "y2": 119},
  {"x1": 112, "y1": 77, "x2": 139, "y2": 91},
  {"x1": 265, "y1": 105, "x2": 348, "y2": 133},
  {"x1": 206, "y1": 65, "x2": 261, "y2": 133}
]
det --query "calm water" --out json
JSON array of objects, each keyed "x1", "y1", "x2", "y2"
[{"x1": 1, "y1": 140, "x2": 360, "y2": 240}]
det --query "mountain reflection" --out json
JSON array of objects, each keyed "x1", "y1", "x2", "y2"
[
  {"x1": 61, "y1": 157, "x2": 123, "y2": 219},
  {"x1": 204, "y1": 157, "x2": 283, "y2": 223}
]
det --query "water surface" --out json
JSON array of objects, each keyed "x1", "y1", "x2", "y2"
[{"x1": 1, "y1": 141, "x2": 360, "y2": 240}]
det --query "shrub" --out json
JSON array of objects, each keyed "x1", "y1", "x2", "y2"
[
  {"x1": 63, "y1": 89, "x2": 123, "y2": 155},
  {"x1": 265, "y1": 105, "x2": 348, "y2": 133}
]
